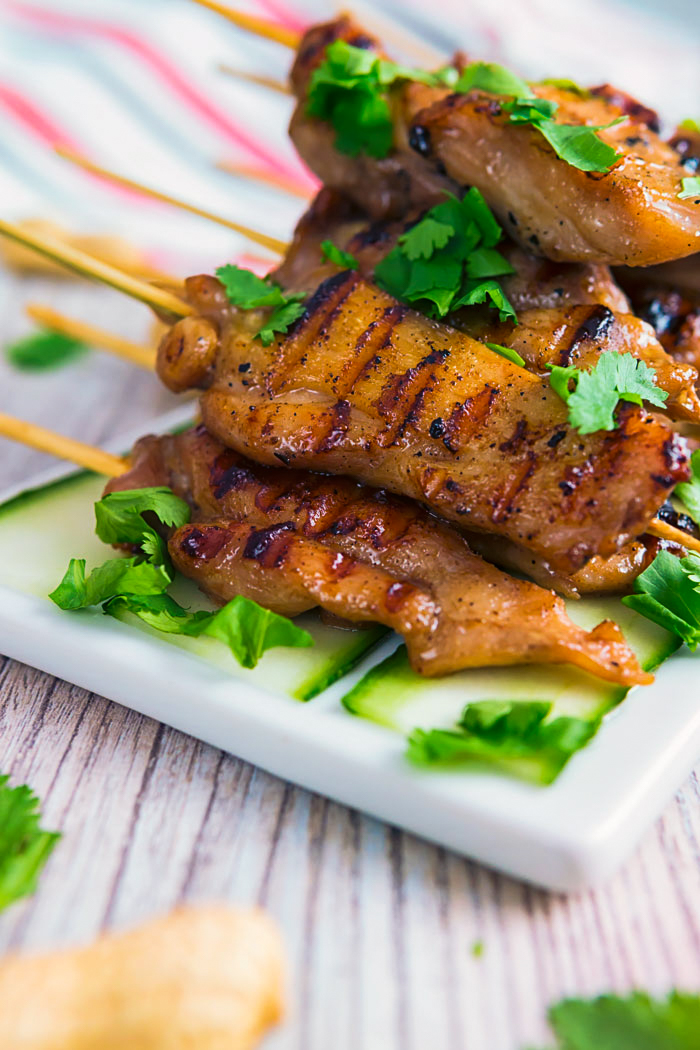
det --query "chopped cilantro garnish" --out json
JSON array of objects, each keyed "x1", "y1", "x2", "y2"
[
  {"x1": 547, "y1": 352, "x2": 667, "y2": 434},
  {"x1": 675, "y1": 449, "x2": 700, "y2": 523},
  {"x1": 5, "y1": 329, "x2": 87, "y2": 372},
  {"x1": 50, "y1": 488, "x2": 313, "y2": 669},
  {"x1": 374, "y1": 190, "x2": 516, "y2": 322},
  {"x1": 678, "y1": 176, "x2": 700, "y2": 200},
  {"x1": 539, "y1": 77, "x2": 590, "y2": 97},
  {"x1": 408, "y1": 699, "x2": 595, "y2": 784},
  {"x1": 307, "y1": 39, "x2": 453, "y2": 158},
  {"x1": 453, "y1": 61, "x2": 529, "y2": 98},
  {"x1": 679, "y1": 118, "x2": 700, "y2": 133},
  {"x1": 622, "y1": 549, "x2": 700, "y2": 649},
  {"x1": 0, "y1": 774, "x2": 59, "y2": 913},
  {"x1": 540, "y1": 991, "x2": 700, "y2": 1049},
  {"x1": 320, "y1": 239, "x2": 358, "y2": 269},
  {"x1": 216, "y1": 264, "x2": 306, "y2": 346},
  {"x1": 485, "y1": 342, "x2": 526, "y2": 368}
]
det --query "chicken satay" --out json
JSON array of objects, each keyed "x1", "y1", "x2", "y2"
[
  {"x1": 104, "y1": 425, "x2": 649, "y2": 684},
  {"x1": 289, "y1": 17, "x2": 700, "y2": 266},
  {"x1": 155, "y1": 272, "x2": 689, "y2": 576},
  {"x1": 272, "y1": 189, "x2": 700, "y2": 422}
]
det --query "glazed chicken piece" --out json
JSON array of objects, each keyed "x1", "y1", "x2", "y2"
[
  {"x1": 104, "y1": 425, "x2": 650, "y2": 684},
  {"x1": 156, "y1": 272, "x2": 689, "y2": 576},
  {"x1": 274, "y1": 189, "x2": 700, "y2": 422},
  {"x1": 289, "y1": 18, "x2": 700, "y2": 266}
]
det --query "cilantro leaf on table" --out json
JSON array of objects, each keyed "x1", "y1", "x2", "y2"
[
  {"x1": 675, "y1": 449, "x2": 700, "y2": 523},
  {"x1": 107, "y1": 593, "x2": 313, "y2": 669},
  {"x1": 537, "y1": 991, "x2": 700, "y2": 1050},
  {"x1": 547, "y1": 352, "x2": 667, "y2": 434},
  {"x1": 622, "y1": 550, "x2": 700, "y2": 649},
  {"x1": 678, "y1": 176, "x2": 700, "y2": 200},
  {"x1": 0, "y1": 775, "x2": 60, "y2": 913},
  {"x1": 215, "y1": 264, "x2": 307, "y2": 346},
  {"x1": 307, "y1": 39, "x2": 454, "y2": 158},
  {"x1": 407, "y1": 699, "x2": 595, "y2": 784},
  {"x1": 485, "y1": 342, "x2": 526, "y2": 368},
  {"x1": 5, "y1": 329, "x2": 87, "y2": 372},
  {"x1": 374, "y1": 189, "x2": 517, "y2": 323},
  {"x1": 320, "y1": 239, "x2": 359, "y2": 269}
]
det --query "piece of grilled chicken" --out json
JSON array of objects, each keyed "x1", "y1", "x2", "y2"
[
  {"x1": 274, "y1": 188, "x2": 700, "y2": 423},
  {"x1": 156, "y1": 271, "x2": 689, "y2": 577},
  {"x1": 289, "y1": 17, "x2": 700, "y2": 266},
  {"x1": 104, "y1": 425, "x2": 649, "y2": 684}
]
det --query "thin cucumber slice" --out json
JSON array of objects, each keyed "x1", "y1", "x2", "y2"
[
  {"x1": 342, "y1": 601, "x2": 680, "y2": 782},
  {"x1": 0, "y1": 471, "x2": 384, "y2": 699}
]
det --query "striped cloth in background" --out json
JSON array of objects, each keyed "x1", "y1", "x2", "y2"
[{"x1": 0, "y1": 0, "x2": 697, "y2": 277}]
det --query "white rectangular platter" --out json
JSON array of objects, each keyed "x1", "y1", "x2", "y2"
[{"x1": 1, "y1": 407, "x2": 699, "y2": 892}]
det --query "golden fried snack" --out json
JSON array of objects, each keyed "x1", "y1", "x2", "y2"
[{"x1": 0, "y1": 905, "x2": 285, "y2": 1050}]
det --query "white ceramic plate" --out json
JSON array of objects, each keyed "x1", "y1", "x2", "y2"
[{"x1": 1, "y1": 406, "x2": 699, "y2": 892}]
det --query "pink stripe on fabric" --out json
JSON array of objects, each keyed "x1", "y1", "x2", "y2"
[
  {"x1": 7, "y1": 2, "x2": 314, "y2": 191},
  {"x1": 252, "y1": 0, "x2": 308, "y2": 34},
  {"x1": 0, "y1": 82, "x2": 80, "y2": 149}
]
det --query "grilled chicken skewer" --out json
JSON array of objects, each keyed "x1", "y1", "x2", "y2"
[
  {"x1": 158, "y1": 270, "x2": 689, "y2": 575},
  {"x1": 103, "y1": 424, "x2": 650, "y2": 683},
  {"x1": 288, "y1": 17, "x2": 700, "y2": 266}
]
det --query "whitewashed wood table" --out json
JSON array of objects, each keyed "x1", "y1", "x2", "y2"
[{"x1": 1, "y1": 272, "x2": 700, "y2": 1050}]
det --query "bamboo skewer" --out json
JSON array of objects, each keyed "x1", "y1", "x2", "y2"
[
  {"x1": 25, "y1": 304, "x2": 156, "y2": 371},
  {"x1": 190, "y1": 0, "x2": 300, "y2": 48},
  {"x1": 218, "y1": 65, "x2": 290, "y2": 95},
  {"x1": 646, "y1": 519, "x2": 700, "y2": 555},
  {"x1": 0, "y1": 219, "x2": 191, "y2": 318},
  {"x1": 0, "y1": 413, "x2": 128, "y2": 477},
  {"x1": 55, "y1": 147, "x2": 288, "y2": 256},
  {"x1": 216, "y1": 159, "x2": 310, "y2": 199}
]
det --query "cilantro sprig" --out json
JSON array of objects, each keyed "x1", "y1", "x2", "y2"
[
  {"x1": 50, "y1": 488, "x2": 312, "y2": 668},
  {"x1": 678, "y1": 176, "x2": 700, "y2": 200},
  {"x1": 0, "y1": 775, "x2": 60, "y2": 913},
  {"x1": 538, "y1": 991, "x2": 700, "y2": 1050},
  {"x1": 216, "y1": 264, "x2": 306, "y2": 346},
  {"x1": 675, "y1": 449, "x2": 700, "y2": 523},
  {"x1": 320, "y1": 239, "x2": 358, "y2": 269},
  {"x1": 547, "y1": 351, "x2": 667, "y2": 434},
  {"x1": 622, "y1": 549, "x2": 700, "y2": 649},
  {"x1": 374, "y1": 189, "x2": 517, "y2": 322},
  {"x1": 456, "y1": 61, "x2": 622, "y2": 173},
  {"x1": 5, "y1": 329, "x2": 87, "y2": 372},
  {"x1": 306, "y1": 39, "x2": 454, "y2": 158}
]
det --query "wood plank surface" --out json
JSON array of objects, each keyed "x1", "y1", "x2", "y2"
[{"x1": 0, "y1": 274, "x2": 699, "y2": 1049}]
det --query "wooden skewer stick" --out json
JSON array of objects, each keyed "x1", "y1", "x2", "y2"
[
  {"x1": 218, "y1": 64, "x2": 290, "y2": 95},
  {"x1": 0, "y1": 219, "x2": 191, "y2": 319},
  {"x1": 25, "y1": 304, "x2": 156, "y2": 371},
  {"x1": 0, "y1": 413, "x2": 128, "y2": 477},
  {"x1": 55, "y1": 146, "x2": 288, "y2": 256},
  {"x1": 646, "y1": 519, "x2": 700, "y2": 555},
  {"x1": 189, "y1": 0, "x2": 300, "y2": 48},
  {"x1": 216, "y1": 159, "x2": 310, "y2": 199}
]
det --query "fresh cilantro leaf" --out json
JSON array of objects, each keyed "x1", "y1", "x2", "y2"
[
  {"x1": 320, "y1": 239, "x2": 359, "y2": 269},
  {"x1": 407, "y1": 699, "x2": 595, "y2": 784},
  {"x1": 539, "y1": 77, "x2": 590, "y2": 97},
  {"x1": 471, "y1": 940, "x2": 484, "y2": 958},
  {"x1": 307, "y1": 40, "x2": 453, "y2": 158},
  {"x1": 110, "y1": 592, "x2": 313, "y2": 669},
  {"x1": 678, "y1": 176, "x2": 700, "y2": 200},
  {"x1": 678, "y1": 118, "x2": 700, "y2": 133},
  {"x1": 0, "y1": 774, "x2": 60, "y2": 913},
  {"x1": 675, "y1": 448, "x2": 700, "y2": 522},
  {"x1": 215, "y1": 264, "x2": 285, "y2": 308},
  {"x1": 542, "y1": 991, "x2": 700, "y2": 1050},
  {"x1": 485, "y1": 342, "x2": 526, "y2": 368},
  {"x1": 504, "y1": 96, "x2": 559, "y2": 123},
  {"x1": 5, "y1": 329, "x2": 87, "y2": 372},
  {"x1": 548, "y1": 352, "x2": 667, "y2": 434},
  {"x1": 94, "y1": 487, "x2": 190, "y2": 567},
  {"x1": 535, "y1": 118, "x2": 624, "y2": 173},
  {"x1": 622, "y1": 549, "x2": 700, "y2": 649},
  {"x1": 454, "y1": 61, "x2": 530, "y2": 98},
  {"x1": 374, "y1": 190, "x2": 515, "y2": 323},
  {"x1": 256, "y1": 297, "x2": 306, "y2": 347},
  {"x1": 49, "y1": 556, "x2": 171, "y2": 610}
]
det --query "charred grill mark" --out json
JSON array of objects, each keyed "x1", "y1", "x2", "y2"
[
  {"x1": 243, "y1": 522, "x2": 297, "y2": 568},
  {"x1": 558, "y1": 305, "x2": 615, "y2": 366},
  {"x1": 491, "y1": 453, "x2": 537, "y2": 524},
  {"x1": 209, "y1": 449, "x2": 257, "y2": 500},
  {"x1": 376, "y1": 349, "x2": 448, "y2": 445},
  {"x1": 385, "y1": 581, "x2": 419, "y2": 613},
  {"x1": 327, "y1": 550, "x2": 356, "y2": 580},
  {"x1": 339, "y1": 304, "x2": 407, "y2": 394},
  {"x1": 662, "y1": 435, "x2": 690, "y2": 480},
  {"x1": 442, "y1": 386, "x2": 498, "y2": 453},
  {"x1": 499, "y1": 418, "x2": 528, "y2": 453},
  {"x1": 178, "y1": 525, "x2": 230, "y2": 562},
  {"x1": 317, "y1": 399, "x2": 352, "y2": 451},
  {"x1": 589, "y1": 84, "x2": 660, "y2": 133}
]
